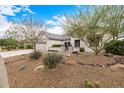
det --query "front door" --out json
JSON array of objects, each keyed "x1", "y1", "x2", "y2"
[{"x1": 64, "y1": 42, "x2": 71, "y2": 51}]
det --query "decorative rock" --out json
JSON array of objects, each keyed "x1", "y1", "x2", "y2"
[
  {"x1": 101, "y1": 65, "x2": 106, "y2": 67},
  {"x1": 66, "y1": 53, "x2": 71, "y2": 57},
  {"x1": 78, "y1": 62, "x2": 85, "y2": 65},
  {"x1": 113, "y1": 56, "x2": 124, "y2": 64},
  {"x1": 104, "y1": 53, "x2": 113, "y2": 58},
  {"x1": 19, "y1": 65, "x2": 27, "y2": 71},
  {"x1": 34, "y1": 65, "x2": 44, "y2": 72},
  {"x1": 109, "y1": 63, "x2": 124, "y2": 71}
]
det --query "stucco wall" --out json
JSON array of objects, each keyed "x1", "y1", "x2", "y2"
[
  {"x1": 46, "y1": 40, "x2": 63, "y2": 50},
  {"x1": 71, "y1": 37, "x2": 94, "y2": 52},
  {"x1": 36, "y1": 37, "x2": 94, "y2": 53},
  {"x1": 36, "y1": 39, "x2": 64, "y2": 52}
]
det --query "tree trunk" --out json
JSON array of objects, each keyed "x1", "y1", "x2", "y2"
[
  {"x1": 94, "y1": 51, "x2": 99, "y2": 55},
  {"x1": 33, "y1": 43, "x2": 36, "y2": 52}
]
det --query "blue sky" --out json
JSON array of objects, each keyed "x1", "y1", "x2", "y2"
[{"x1": 0, "y1": 5, "x2": 90, "y2": 37}]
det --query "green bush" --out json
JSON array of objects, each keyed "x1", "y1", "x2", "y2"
[
  {"x1": 105, "y1": 40, "x2": 124, "y2": 56},
  {"x1": 30, "y1": 51, "x2": 42, "y2": 59},
  {"x1": 48, "y1": 50, "x2": 58, "y2": 52},
  {"x1": 43, "y1": 53, "x2": 63, "y2": 69},
  {"x1": 52, "y1": 44, "x2": 63, "y2": 47},
  {"x1": 26, "y1": 45, "x2": 33, "y2": 49},
  {"x1": 18, "y1": 44, "x2": 24, "y2": 49},
  {"x1": 80, "y1": 47, "x2": 85, "y2": 52}
]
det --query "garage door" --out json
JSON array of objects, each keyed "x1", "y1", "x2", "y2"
[{"x1": 36, "y1": 44, "x2": 47, "y2": 52}]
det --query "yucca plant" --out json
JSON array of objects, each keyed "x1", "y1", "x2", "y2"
[{"x1": 43, "y1": 53, "x2": 63, "y2": 69}]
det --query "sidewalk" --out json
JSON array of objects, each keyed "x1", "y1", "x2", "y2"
[
  {"x1": 0, "y1": 49, "x2": 33, "y2": 58},
  {"x1": 0, "y1": 56, "x2": 9, "y2": 88}
]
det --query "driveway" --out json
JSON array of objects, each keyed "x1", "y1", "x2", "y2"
[{"x1": 0, "y1": 49, "x2": 33, "y2": 58}]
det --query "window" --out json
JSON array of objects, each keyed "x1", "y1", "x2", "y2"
[
  {"x1": 74, "y1": 40, "x2": 80, "y2": 47},
  {"x1": 68, "y1": 42, "x2": 71, "y2": 47}
]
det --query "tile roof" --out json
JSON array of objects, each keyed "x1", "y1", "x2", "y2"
[{"x1": 44, "y1": 32, "x2": 71, "y2": 41}]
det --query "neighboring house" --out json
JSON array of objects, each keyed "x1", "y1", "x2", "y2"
[{"x1": 36, "y1": 32, "x2": 93, "y2": 53}]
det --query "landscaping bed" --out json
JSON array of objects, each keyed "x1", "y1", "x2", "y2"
[{"x1": 4, "y1": 53, "x2": 124, "y2": 88}]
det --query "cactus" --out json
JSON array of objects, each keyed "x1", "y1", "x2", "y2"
[
  {"x1": 84, "y1": 80, "x2": 94, "y2": 88},
  {"x1": 84, "y1": 80, "x2": 100, "y2": 88}
]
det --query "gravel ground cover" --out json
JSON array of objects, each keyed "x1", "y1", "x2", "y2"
[{"x1": 4, "y1": 53, "x2": 124, "y2": 88}]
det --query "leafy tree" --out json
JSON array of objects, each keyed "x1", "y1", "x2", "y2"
[
  {"x1": 62, "y1": 6, "x2": 124, "y2": 55},
  {"x1": 6, "y1": 16, "x2": 47, "y2": 51}
]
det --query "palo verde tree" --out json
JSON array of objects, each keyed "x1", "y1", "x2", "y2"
[
  {"x1": 6, "y1": 16, "x2": 47, "y2": 51},
  {"x1": 62, "y1": 6, "x2": 124, "y2": 55}
]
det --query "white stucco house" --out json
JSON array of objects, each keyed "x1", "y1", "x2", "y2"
[{"x1": 36, "y1": 32, "x2": 93, "y2": 53}]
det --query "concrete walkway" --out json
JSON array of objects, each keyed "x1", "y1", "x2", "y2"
[
  {"x1": 0, "y1": 49, "x2": 33, "y2": 58},
  {"x1": 0, "y1": 49, "x2": 33, "y2": 87},
  {"x1": 0, "y1": 56, "x2": 9, "y2": 88}
]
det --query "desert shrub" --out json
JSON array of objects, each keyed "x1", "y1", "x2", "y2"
[
  {"x1": 30, "y1": 51, "x2": 42, "y2": 59},
  {"x1": 94, "y1": 81, "x2": 100, "y2": 88},
  {"x1": 2, "y1": 46, "x2": 6, "y2": 49},
  {"x1": 80, "y1": 47, "x2": 85, "y2": 52},
  {"x1": 43, "y1": 53, "x2": 63, "y2": 69},
  {"x1": 105, "y1": 40, "x2": 124, "y2": 55},
  {"x1": 5, "y1": 46, "x2": 11, "y2": 51},
  {"x1": 72, "y1": 51, "x2": 79, "y2": 55},
  {"x1": 84, "y1": 80, "x2": 94, "y2": 88},
  {"x1": 26, "y1": 45, "x2": 33, "y2": 49},
  {"x1": 18, "y1": 44, "x2": 24, "y2": 49},
  {"x1": 12, "y1": 45, "x2": 17, "y2": 49},
  {"x1": 52, "y1": 44, "x2": 63, "y2": 47},
  {"x1": 84, "y1": 80, "x2": 100, "y2": 88}
]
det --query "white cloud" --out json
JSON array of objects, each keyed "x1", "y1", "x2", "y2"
[
  {"x1": 0, "y1": 5, "x2": 35, "y2": 38},
  {"x1": 0, "y1": 5, "x2": 35, "y2": 16},
  {"x1": 21, "y1": 5, "x2": 35, "y2": 14},
  {"x1": 53, "y1": 15, "x2": 66, "y2": 22},
  {"x1": 0, "y1": 6, "x2": 21, "y2": 16},
  {"x1": 47, "y1": 15, "x2": 67, "y2": 35},
  {"x1": 0, "y1": 14, "x2": 10, "y2": 31},
  {"x1": 46, "y1": 20, "x2": 57, "y2": 25},
  {"x1": 47, "y1": 26, "x2": 65, "y2": 35},
  {"x1": 0, "y1": 14, "x2": 10, "y2": 38}
]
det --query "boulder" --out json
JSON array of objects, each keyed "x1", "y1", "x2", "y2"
[
  {"x1": 113, "y1": 56, "x2": 124, "y2": 64},
  {"x1": 66, "y1": 53, "x2": 71, "y2": 57},
  {"x1": 109, "y1": 63, "x2": 124, "y2": 71},
  {"x1": 104, "y1": 53, "x2": 113, "y2": 58},
  {"x1": 19, "y1": 65, "x2": 27, "y2": 71},
  {"x1": 34, "y1": 65, "x2": 44, "y2": 72}
]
